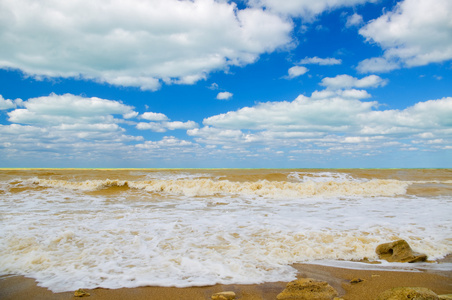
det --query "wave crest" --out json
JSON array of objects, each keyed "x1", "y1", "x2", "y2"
[{"x1": 28, "y1": 178, "x2": 410, "y2": 197}]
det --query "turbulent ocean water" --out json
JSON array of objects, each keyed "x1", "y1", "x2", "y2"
[{"x1": 0, "y1": 169, "x2": 451, "y2": 292}]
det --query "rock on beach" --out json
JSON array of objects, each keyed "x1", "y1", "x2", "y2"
[
  {"x1": 376, "y1": 287, "x2": 439, "y2": 300},
  {"x1": 211, "y1": 291, "x2": 236, "y2": 300},
  {"x1": 74, "y1": 289, "x2": 90, "y2": 297},
  {"x1": 276, "y1": 278, "x2": 338, "y2": 300},
  {"x1": 376, "y1": 240, "x2": 427, "y2": 263}
]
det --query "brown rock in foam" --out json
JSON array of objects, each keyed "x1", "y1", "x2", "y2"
[
  {"x1": 211, "y1": 291, "x2": 236, "y2": 300},
  {"x1": 74, "y1": 288, "x2": 90, "y2": 297},
  {"x1": 276, "y1": 278, "x2": 338, "y2": 300},
  {"x1": 376, "y1": 287, "x2": 438, "y2": 300},
  {"x1": 376, "y1": 240, "x2": 427, "y2": 263}
]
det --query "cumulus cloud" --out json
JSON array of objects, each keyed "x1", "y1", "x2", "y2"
[
  {"x1": 141, "y1": 112, "x2": 169, "y2": 122},
  {"x1": 123, "y1": 111, "x2": 139, "y2": 119},
  {"x1": 247, "y1": 0, "x2": 378, "y2": 20},
  {"x1": 189, "y1": 91, "x2": 452, "y2": 154},
  {"x1": 2, "y1": 90, "x2": 451, "y2": 165},
  {"x1": 298, "y1": 56, "x2": 342, "y2": 65},
  {"x1": 320, "y1": 74, "x2": 388, "y2": 89},
  {"x1": 187, "y1": 127, "x2": 247, "y2": 145},
  {"x1": 137, "y1": 113, "x2": 198, "y2": 132},
  {"x1": 358, "y1": 0, "x2": 452, "y2": 72},
  {"x1": 135, "y1": 136, "x2": 194, "y2": 150},
  {"x1": 0, "y1": 92, "x2": 203, "y2": 166},
  {"x1": 345, "y1": 13, "x2": 363, "y2": 27},
  {"x1": 0, "y1": 0, "x2": 292, "y2": 90},
  {"x1": 0, "y1": 93, "x2": 144, "y2": 163},
  {"x1": 0, "y1": 95, "x2": 17, "y2": 110},
  {"x1": 24, "y1": 95, "x2": 133, "y2": 124},
  {"x1": 216, "y1": 92, "x2": 234, "y2": 100},
  {"x1": 7, "y1": 93, "x2": 137, "y2": 126},
  {"x1": 286, "y1": 66, "x2": 309, "y2": 79},
  {"x1": 136, "y1": 122, "x2": 167, "y2": 133},
  {"x1": 311, "y1": 89, "x2": 371, "y2": 99},
  {"x1": 165, "y1": 121, "x2": 198, "y2": 130},
  {"x1": 356, "y1": 57, "x2": 401, "y2": 73},
  {"x1": 202, "y1": 92, "x2": 377, "y2": 132}
]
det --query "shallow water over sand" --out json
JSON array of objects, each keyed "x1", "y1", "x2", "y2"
[{"x1": 0, "y1": 169, "x2": 451, "y2": 292}]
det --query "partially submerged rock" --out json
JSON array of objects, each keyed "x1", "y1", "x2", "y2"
[
  {"x1": 74, "y1": 288, "x2": 90, "y2": 297},
  {"x1": 211, "y1": 291, "x2": 236, "y2": 300},
  {"x1": 276, "y1": 278, "x2": 338, "y2": 300},
  {"x1": 350, "y1": 278, "x2": 364, "y2": 284},
  {"x1": 376, "y1": 287, "x2": 438, "y2": 300},
  {"x1": 439, "y1": 295, "x2": 452, "y2": 300},
  {"x1": 376, "y1": 240, "x2": 427, "y2": 263}
]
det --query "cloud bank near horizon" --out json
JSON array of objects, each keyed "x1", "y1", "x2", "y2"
[{"x1": 1, "y1": 87, "x2": 451, "y2": 166}]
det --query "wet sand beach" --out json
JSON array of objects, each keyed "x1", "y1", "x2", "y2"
[{"x1": 1, "y1": 262, "x2": 451, "y2": 300}]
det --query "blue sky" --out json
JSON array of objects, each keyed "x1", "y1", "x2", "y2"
[{"x1": 0, "y1": 0, "x2": 451, "y2": 168}]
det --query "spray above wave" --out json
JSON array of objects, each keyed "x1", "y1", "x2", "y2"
[
  {"x1": 27, "y1": 177, "x2": 410, "y2": 197},
  {"x1": 288, "y1": 171, "x2": 367, "y2": 183}
]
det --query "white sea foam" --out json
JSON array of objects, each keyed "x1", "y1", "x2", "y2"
[
  {"x1": 287, "y1": 171, "x2": 365, "y2": 183},
  {"x1": 0, "y1": 171, "x2": 451, "y2": 292},
  {"x1": 26, "y1": 177, "x2": 410, "y2": 198},
  {"x1": 303, "y1": 260, "x2": 452, "y2": 273}
]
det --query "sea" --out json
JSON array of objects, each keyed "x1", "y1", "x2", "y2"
[{"x1": 0, "y1": 169, "x2": 451, "y2": 292}]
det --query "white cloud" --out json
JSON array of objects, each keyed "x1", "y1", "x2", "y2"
[
  {"x1": 7, "y1": 93, "x2": 137, "y2": 126},
  {"x1": 298, "y1": 56, "x2": 342, "y2": 65},
  {"x1": 165, "y1": 121, "x2": 198, "y2": 130},
  {"x1": 247, "y1": 0, "x2": 378, "y2": 20},
  {"x1": 190, "y1": 90, "x2": 452, "y2": 154},
  {"x1": 137, "y1": 114, "x2": 198, "y2": 132},
  {"x1": 338, "y1": 89, "x2": 371, "y2": 99},
  {"x1": 0, "y1": 93, "x2": 141, "y2": 158},
  {"x1": 203, "y1": 93, "x2": 374, "y2": 130},
  {"x1": 0, "y1": 123, "x2": 44, "y2": 135},
  {"x1": 356, "y1": 57, "x2": 400, "y2": 73},
  {"x1": 13, "y1": 98, "x2": 126, "y2": 127},
  {"x1": 345, "y1": 13, "x2": 363, "y2": 27},
  {"x1": 209, "y1": 83, "x2": 220, "y2": 90},
  {"x1": 136, "y1": 136, "x2": 194, "y2": 150},
  {"x1": 343, "y1": 136, "x2": 384, "y2": 143},
  {"x1": 320, "y1": 74, "x2": 388, "y2": 89},
  {"x1": 310, "y1": 89, "x2": 371, "y2": 99},
  {"x1": 0, "y1": 93, "x2": 216, "y2": 165},
  {"x1": 136, "y1": 122, "x2": 166, "y2": 133},
  {"x1": 216, "y1": 92, "x2": 234, "y2": 100},
  {"x1": 123, "y1": 111, "x2": 139, "y2": 119},
  {"x1": 358, "y1": 0, "x2": 452, "y2": 72},
  {"x1": 0, "y1": 95, "x2": 16, "y2": 110},
  {"x1": 287, "y1": 66, "x2": 309, "y2": 79},
  {"x1": 2, "y1": 91, "x2": 451, "y2": 166},
  {"x1": 0, "y1": 0, "x2": 292, "y2": 90},
  {"x1": 141, "y1": 112, "x2": 169, "y2": 122},
  {"x1": 187, "y1": 127, "x2": 247, "y2": 145}
]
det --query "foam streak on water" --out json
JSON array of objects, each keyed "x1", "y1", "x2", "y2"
[{"x1": 0, "y1": 169, "x2": 451, "y2": 292}]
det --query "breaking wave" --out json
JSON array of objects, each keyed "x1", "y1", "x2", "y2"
[{"x1": 26, "y1": 177, "x2": 410, "y2": 197}]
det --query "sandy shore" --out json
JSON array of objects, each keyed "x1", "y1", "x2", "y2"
[{"x1": 1, "y1": 262, "x2": 451, "y2": 300}]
